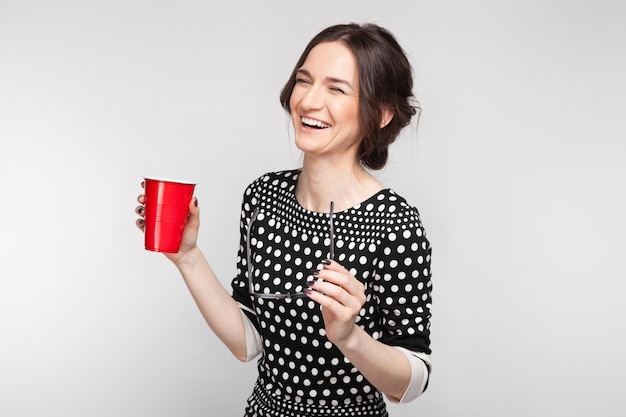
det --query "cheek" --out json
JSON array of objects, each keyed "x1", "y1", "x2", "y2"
[
  {"x1": 289, "y1": 93, "x2": 301, "y2": 129},
  {"x1": 289, "y1": 87, "x2": 302, "y2": 113},
  {"x1": 336, "y1": 103, "x2": 360, "y2": 129},
  {"x1": 289, "y1": 94, "x2": 296, "y2": 113}
]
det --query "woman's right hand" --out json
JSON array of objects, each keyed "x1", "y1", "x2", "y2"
[{"x1": 135, "y1": 181, "x2": 201, "y2": 265}]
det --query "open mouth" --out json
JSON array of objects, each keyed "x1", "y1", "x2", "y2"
[{"x1": 301, "y1": 117, "x2": 330, "y2": 129}]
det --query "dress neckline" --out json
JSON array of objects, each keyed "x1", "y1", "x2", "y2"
[{"x1": 289, "y1": 169, "x2": 392, "y2": 215}]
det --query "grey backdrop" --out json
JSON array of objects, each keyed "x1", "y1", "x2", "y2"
[{"x1": 1, "y1": 1, "x2": 625, "y2": 416}]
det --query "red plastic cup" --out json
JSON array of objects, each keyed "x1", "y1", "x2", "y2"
[{"x1": 143, "y1": 177, "x2": 196, "y2": 253}]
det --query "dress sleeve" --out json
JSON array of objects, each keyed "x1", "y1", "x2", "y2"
[
  {"x1": 375, "y1": 204, "x2": 433, "y2": 356},
  {"x1": 240, "y1": 308, "x2": 263, "y2": 361},
  {"x1": 388, "y1": 346, "x2": 431, "y2": 404},
  {"x1": 230, "y1": 180, "x2": 260, "y2": 330},
  {"x1": 373, "y1": 204, "x2": 433, "y2": 401}
]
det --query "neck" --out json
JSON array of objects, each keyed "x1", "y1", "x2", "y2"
[{"x1": 296, "y1": 156, "x2": 383, "y2": 212}]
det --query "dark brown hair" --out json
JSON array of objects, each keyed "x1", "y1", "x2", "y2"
[{"x1": 279, "y1": 23, "x2": 419, "y2": 170}]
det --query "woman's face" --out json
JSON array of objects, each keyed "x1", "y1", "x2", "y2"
[{"x1": 289, "y1": 41, "x2": 361, "y2": 161}]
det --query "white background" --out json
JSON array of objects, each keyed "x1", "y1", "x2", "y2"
[{"x1": 1, "y1": 1, "x2": 625, "y2": 416}]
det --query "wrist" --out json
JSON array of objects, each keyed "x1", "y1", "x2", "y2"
[
  {"x1": 335, "y1": 324, "x2": 364, "y2": 353},
  {"x1": 173, "y1": 245, "x2": 202, "y2": 271}
]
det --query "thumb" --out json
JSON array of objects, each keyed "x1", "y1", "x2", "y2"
[{"x1": 187, "y1": 197, "x2": 200, "y2": 229}]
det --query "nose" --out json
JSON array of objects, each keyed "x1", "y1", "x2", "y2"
[{"x1": 299, "y1": 83, "x2": 324, "y2": 110}]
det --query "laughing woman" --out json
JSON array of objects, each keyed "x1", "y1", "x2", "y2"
[{"x1": 136, "y1": 23, "x2": 432, "y2": 417}]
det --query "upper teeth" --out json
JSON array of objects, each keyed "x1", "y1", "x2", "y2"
[{"x1": 302, "y1": 117, "x2": 329, "y2": 128}]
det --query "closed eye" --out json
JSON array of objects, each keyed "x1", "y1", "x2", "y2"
[{"x1": 329, "y1": 86, "x2": 346, "y2": 94}]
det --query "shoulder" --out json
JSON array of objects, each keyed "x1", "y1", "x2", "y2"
[
  {"x1": 369, "y1": 189, "x2": 425, "y2": 226},
  {"x1": 243, "y1": 169, "x2": 300, "y2": 200},
  {"x1": 374, "y1": 189, "x2": 429, "y2": 243}
]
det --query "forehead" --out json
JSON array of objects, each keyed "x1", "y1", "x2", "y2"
[{"x1": 300, "y1": 41, "x2": 358, "y2": 82}]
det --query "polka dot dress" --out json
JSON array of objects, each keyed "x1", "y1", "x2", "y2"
[{"x1": 231, "y1": 170, "x2": 432, "y2": 417}]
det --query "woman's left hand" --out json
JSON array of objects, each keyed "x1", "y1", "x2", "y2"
[{"x1": 306, "y1": 260, "x2": 366, "y2": 348}]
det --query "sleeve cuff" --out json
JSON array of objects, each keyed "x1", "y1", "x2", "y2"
[
  {"x1": 387, "y1": 346, "x2": 431, "y2": 404},
  {"x1": 238, "y1": 305, "x2": 263, "y2": 362}
]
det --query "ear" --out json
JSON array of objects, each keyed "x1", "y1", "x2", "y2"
[{"x1": 380, "y1": 105, "x2": 394, "y2": 129}]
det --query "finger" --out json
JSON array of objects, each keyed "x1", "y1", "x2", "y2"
[
  {"x1": 318, "y1": 259, "x2": 352, "y2": 278},
  {"x1": 135, "y1": 205, "x2": 145, "y2": 217},
  {"x1": 306, "y1": 288, "x2": 357, "y2": 321},
  {"x1": 135, "y1": 218, "x2": 145, "y2": 231},
  {"x1": 186, "y1": 197, "x2": 200, "y2": 229},
  {"x1": 306, "y1": 286, "x2": 342, "y2": 308},
  {"x1": 315, "y1": 266, "x2": 364, "y2": 297},
  {"x1": 308, "y1": 276, "x2": 365, "y2": 310},
  {"x1": 137, "y1": 194, "x2": 145, "y2": 204},
  {"x1": 141, "y1": 180, "x2": 145, "y2": 189}
]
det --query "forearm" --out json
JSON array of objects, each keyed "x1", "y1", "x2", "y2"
[
  {"x1": 336, "y1": 325, "x2": 412, "y2": 402},
  {"x1": 173, "y1": 246, "x2": 248, "y2": 361}
]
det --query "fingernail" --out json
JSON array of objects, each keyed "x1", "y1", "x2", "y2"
[
  {"x1": 138, "y1": 207, "x2": 144, "y2": 215},
  {"x1": 138, "y1": 219, "x2": 144, "y2": 225},
  {"x1": 310, "y1": 269, "x2": 320, "y2": 276},
  {"x1": 321, "y1": 259, "x2": 331, "y2": 265},
  {"x1": 307, "y1": 280, "x2": 315, "y2": 286},
  {"x1": 194, "y1": 198, "x2": 198, "y2": 207},
  {"x1": 305, "y1": 288, "x2": 313, "y2": 295}
]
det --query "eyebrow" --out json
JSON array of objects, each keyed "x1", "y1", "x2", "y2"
[{"x1": 295, "y1": 68, "x2": 355, "y2": 91}]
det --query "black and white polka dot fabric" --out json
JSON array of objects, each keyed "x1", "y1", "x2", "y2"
[{"x1": 231, "y1": 170, "x2": 432, "y2": 417}]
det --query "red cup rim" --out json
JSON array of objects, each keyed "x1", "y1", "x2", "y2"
[{"x1": 143, "y1": 176, "x2": 196, "y2": 185}]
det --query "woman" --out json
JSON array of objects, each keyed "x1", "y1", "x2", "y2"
[{"x1": 136, "y1": 23, "x2": 432, "y2": 417}]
